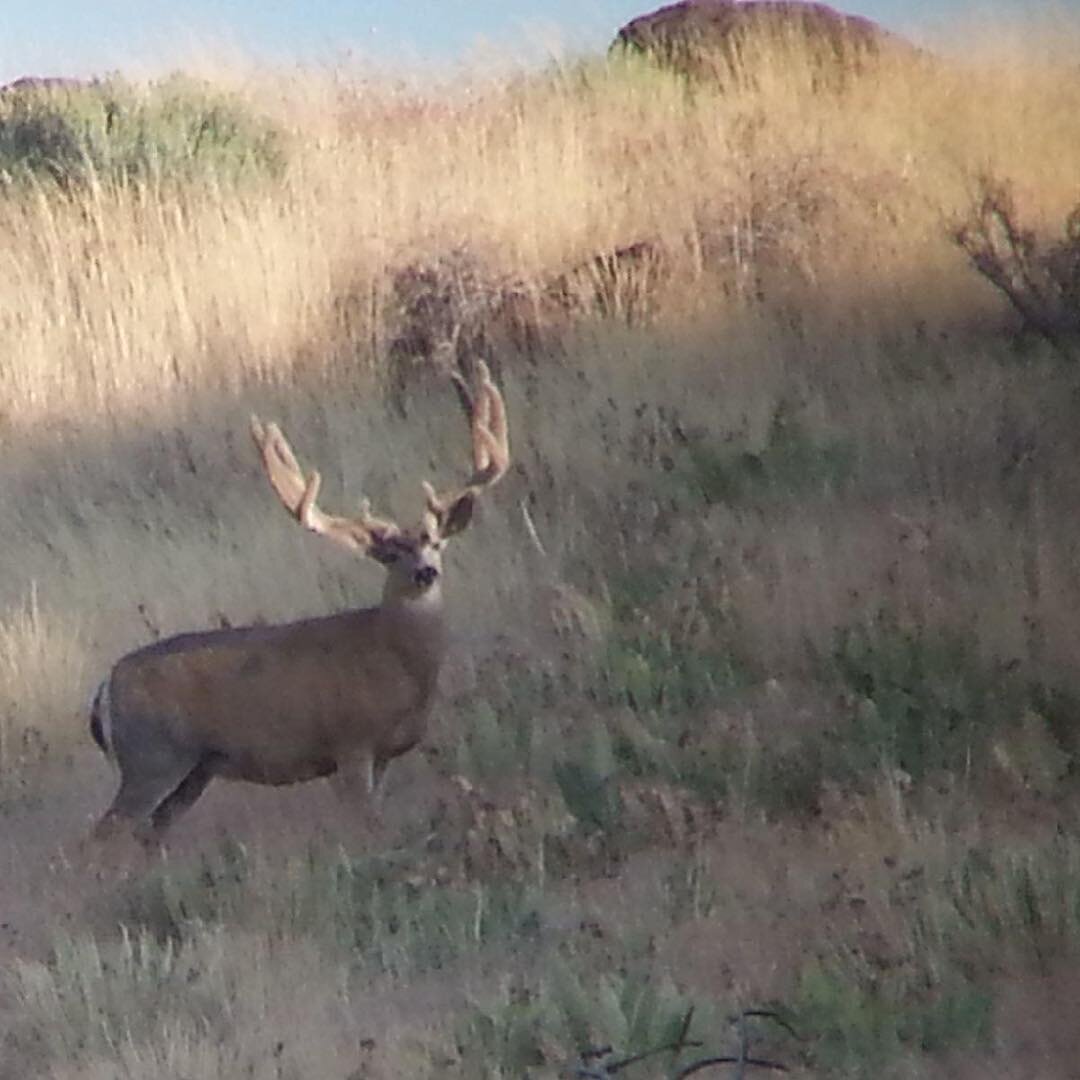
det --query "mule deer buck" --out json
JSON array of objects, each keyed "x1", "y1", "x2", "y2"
[{"x1": 89, "y1": 362, "x2": 509, "y2": 842}]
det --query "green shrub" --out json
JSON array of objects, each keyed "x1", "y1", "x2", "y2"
[
  {"x1": 829, "y1": 617, "x2": 1017, "y2": 783},
  {"x1": 926, "y1": 839, "x2": 1080, "y2": 966},
  {"x1": 678, "y1": 405, "x2": 855, "y2": 506},
  {"x1": 599, "y1": 632, "x2": 737, "y2": 714},
  {"x1": 457, "y1": 966, "x2": 723, "y2": 1078},
  {"x1": 0, "y1": 75, "x2": 286, "y2": 190},
  {"x1": 553, "y1": 727, "x2": 625, "y2": 837},
  {"x1": 795, "y1": 960, "x2": 991, "y2": 1076}
]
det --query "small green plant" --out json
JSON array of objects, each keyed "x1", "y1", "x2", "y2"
[
  {"x1": 355, "y1": 876, "x2": 542, "y2": 976},
  {"x1": 112, "y1": 835, "x2": 254, "y2": 943},
  {"x1": 457, "y1": 699, "x2": 523, "y2": 782},
  {"x1": 599, "y1": 634, "x2": 737, "y2": 715},
  {"x1": 554, "y1": 727, "x2": 625, "y2": 837},
  {"x1": 794, "y1": 959, "x2": 991, "y2": 1076},
  {"x1": 456, "y1": 967, "x2": 735, "y2": 1078},
  {"x1": 456, "y1": 695, "x2": 562, "y2": 785},
  {"x1": 678, "y1": 406, "x2": 855, "y2": 506},
  {"x1": 829, "y1": 617, "x2": 1017, "y2": 784}
]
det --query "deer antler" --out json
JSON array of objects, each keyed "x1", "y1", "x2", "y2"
[
  {"x1": 250, "y1": 417, "x2": 400, "y2": 553},
  {"x1": 424, "y1": 360, "x2": 510, "y2": 521}
]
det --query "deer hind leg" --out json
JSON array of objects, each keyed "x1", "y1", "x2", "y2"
[
  {"x1": 150, "y1": 755, "x2": 217, "y2": 835},
  {"x1": 369, "y1": 753, "x2": 392, "y2": 800},
  {"x1": 93, "y1": 750, "x2": 203, "y2": 843}
]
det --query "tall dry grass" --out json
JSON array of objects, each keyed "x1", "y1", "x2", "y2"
[
  {"x1": 1, "y1": 21, "x2": 1076, "y2": 424},
  {"x1": 2, "y1": 16, "x2": 1080, "y2": 1078}
]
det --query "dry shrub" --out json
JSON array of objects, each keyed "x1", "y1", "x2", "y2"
[{"x1": 954, "y1": 175, "x2": 1080, "y2": 362}]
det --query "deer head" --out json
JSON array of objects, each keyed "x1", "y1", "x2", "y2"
[{"x1": 249, "y1": 361, "x2": 510, "y2": 606}]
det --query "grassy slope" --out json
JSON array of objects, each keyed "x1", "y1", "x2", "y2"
[{"x1": 2, "y1": 17, "x2": 1080, "y2": 1078}]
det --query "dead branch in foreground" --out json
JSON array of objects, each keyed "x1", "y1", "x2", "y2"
[
  {"x1": 953, "y1": 175, "x2": 1080, "y2": 363},
  {"x1": 568, "y1": 1007, "x2": 796, "y2": 1079}
]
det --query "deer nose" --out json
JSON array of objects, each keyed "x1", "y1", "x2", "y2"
[{"x1": 414, "y1": 565, "x2": 439, "y2": 587}]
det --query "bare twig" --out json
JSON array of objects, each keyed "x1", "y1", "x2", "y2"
[
  {"x1": 673, "y1": 1055, "x2": 788, "y2": 1078},
  {"x1": 571, "y1": 1038, "x2": 705, "y2": 1078},
  {"x1": 568, "y1": 1004, "x2": 795, "y2": 1079},
  {"x1": 521, "y1": 499, "x2": 547, "y2": 557},
  {"x1": 733, "y1": 1010, "x2": 799, "y2": 1041}
]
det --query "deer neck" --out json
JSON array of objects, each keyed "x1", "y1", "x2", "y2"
[
  {"x1": 380, "y1": 579, "x2": 447, "y2": 645},
  {"x1": 376, "y1": 580, "x2": 448, "y2": 688}
]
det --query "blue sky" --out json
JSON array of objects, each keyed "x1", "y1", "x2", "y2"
[{"x1": 0, "y1": 1, "x2": 1055, "y2": 84}]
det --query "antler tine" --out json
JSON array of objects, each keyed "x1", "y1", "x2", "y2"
[
  {"x1": 250, "y1": 417, "x2": 312, "y2": 516},
  {"x1": 459, "y1": 361, "x2": 508, "y2": 486},
  {"x1": 477, "y1": 362, "x2": 508, "y2": 483},
  {"x1": 251, "y1": 416, "x2": 399, "y2": 553},
  {"x1": 356, "y1": 497, "x2": 400, "y2": 537},
  {"x1": 450, "y1": 367, "x2": 489, "y2": 473},
  {"x1": 426, "y1": 361, "x2": 510, "y2": 519}
]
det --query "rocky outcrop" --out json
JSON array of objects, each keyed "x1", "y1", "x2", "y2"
[{"x1": 612, "y1": 1, "x2": 912, "y2": 80}]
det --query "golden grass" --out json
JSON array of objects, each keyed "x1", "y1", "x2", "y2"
[
  {"x1": 0, "y1": 586, "x2": 88, "y2": 775},
  {"x1": 2, "y1": 16, "x2": 1080, "y2": 1078},
  {"x1": 0, "y1": 20, "x2": 1074, "y2": 427}
]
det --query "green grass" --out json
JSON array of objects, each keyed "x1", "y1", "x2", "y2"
[
  {"x1": 109, "y1": 839, "x2": 544, "y2": 978},
  {"x1": 677, "y1": 404, "x2": 857, "y2": 507}
]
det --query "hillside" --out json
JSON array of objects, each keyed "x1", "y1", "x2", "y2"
[{"x1": 2, "y1": 15, "x2": 1080, "y2": 1077}]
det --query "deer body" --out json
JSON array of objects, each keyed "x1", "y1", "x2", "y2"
[
  {"x1": 96, "y1": 603, "x2": 445, "y2": 783},
  {"x1": 90, "y1": 363, "x2": 508, "y2": 841}
]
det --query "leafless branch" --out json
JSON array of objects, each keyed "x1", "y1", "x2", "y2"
[
  {"x1": 567, "y1": 1004, "x2": 795, "y2": 1079},
  {"x1": 953, "y1": 175, "x2": 1080, "y2": 363}
]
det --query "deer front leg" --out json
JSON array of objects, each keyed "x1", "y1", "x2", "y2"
[{"x1": 328, "y1": 750, "x2": 389, "y2": 836}]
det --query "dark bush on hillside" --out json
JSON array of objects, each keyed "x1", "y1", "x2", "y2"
[
  {"x1": 0, "y1": 75, "x2": 286, "y2": 190},
  {"x1": 954, "y1": 176, "x2": 1080, "y2": 363}
]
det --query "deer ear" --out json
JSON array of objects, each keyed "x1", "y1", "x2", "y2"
[{"x1": 439, "y1": 492, "x2": 475, "y2": 538}]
